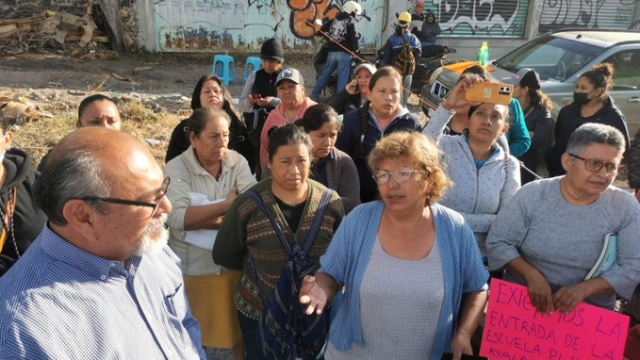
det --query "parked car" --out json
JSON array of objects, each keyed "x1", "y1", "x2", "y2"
[{"x1": 420, "y1": 29, "x2": 640, "y2": 138}]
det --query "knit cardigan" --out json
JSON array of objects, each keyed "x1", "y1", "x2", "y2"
[{"x1": 320, "y1": 201, "x2": 488, "y2": 359}]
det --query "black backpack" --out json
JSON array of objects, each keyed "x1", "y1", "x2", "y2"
[
  {"x1": 394, "y1": 33, "x2": 417, "y2": 76},
  {"x1": 245, "y1": 188, "x2": 333, "y2": 360}
]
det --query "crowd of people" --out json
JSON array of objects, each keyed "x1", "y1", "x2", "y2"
[{"x1": 0, "y1": 2, "x2": 640, "y2": 360}]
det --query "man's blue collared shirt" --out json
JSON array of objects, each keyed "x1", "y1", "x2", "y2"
[{"x1": 0, "y1": 225, "x2": 206, "y2": 359}]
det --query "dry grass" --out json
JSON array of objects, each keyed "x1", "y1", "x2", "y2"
[{"x1": 6, "y1": 90, "x2": 184, "y2": 168}]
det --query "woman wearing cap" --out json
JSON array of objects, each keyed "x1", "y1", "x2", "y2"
[
  {"x1": 423, "y1": 74, "x2": 521, "y2": 258},
  {"x1": 239, "y1": 38, "x2": 283, "y2": 111},
  {"x1": 239, "y1": 38, "x2": 284, "y2": 177},
  {"x1": 326, "y1": 63, "x2": 376, "y2": 115},
  {"x1": 510, "y1": 68, "x2": 554, "y2": 184},
  {"x1": 546, "y1": 63, "x2": 630, "y2": 177},
  {"x1": 336, "y1": 66, "x2": 422, "y2": 203},
  {"x1": 259, "y1": 68, "x2": 317, "y2": 168}
]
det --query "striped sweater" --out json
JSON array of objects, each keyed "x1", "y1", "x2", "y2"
[{"x1": 213, "y1": 178, "x2": 344, "y2": 319}]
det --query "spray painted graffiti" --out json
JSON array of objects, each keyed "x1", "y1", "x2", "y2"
[
  {"x1": 433, "y1": 0, "x2": 527, "y2": 37},
  {"x1": 539, "y1": 0, "x2": 636, "y2": 32},
  {"x1": 154, "y1": 0, "x2": 383, "y2": 52}
]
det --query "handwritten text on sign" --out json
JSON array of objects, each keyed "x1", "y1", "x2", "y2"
[{"x1": 480, "y1": 279, "x2": 629, "y2": 360}]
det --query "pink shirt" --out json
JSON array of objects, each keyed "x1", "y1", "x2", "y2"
[{"x1": 259, "y1": 97, "x2": 317, "y2": 167}]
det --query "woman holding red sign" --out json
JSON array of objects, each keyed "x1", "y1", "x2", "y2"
[{"x1": 487, "y1": 123, "x2": 640, "y2": 314}]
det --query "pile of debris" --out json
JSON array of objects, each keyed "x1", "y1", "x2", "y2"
[{"x1": 0, "y1": 2, "x2": 136, "y2": 59}]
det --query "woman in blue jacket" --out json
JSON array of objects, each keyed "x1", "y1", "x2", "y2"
[
  {"x1": 300, "y1": 131, "x2": 488, "y2": 360},
  {"x1": 335, "y1": 66, "x2": 422, "y2": 203}
]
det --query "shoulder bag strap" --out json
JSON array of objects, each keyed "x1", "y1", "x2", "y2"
[
  {"x1": 299, "y1": 188, "x2": 333, "y2": 256},
  {"x1": 244, "y1": 189, "x2": 293, "y2": 305}
]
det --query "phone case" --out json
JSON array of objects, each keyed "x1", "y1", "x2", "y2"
[{"x1": 465, "y1": 82, "x2": 513, "y2": 106}]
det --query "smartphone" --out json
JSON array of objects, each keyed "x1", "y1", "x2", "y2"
[
  {"x1": 465, "y1": 82, "x2": 513, "y2": 106},
  {"x1": 251, "y1": 94, "x2": 262, "y2": 100},
  {"x1": 441, "y1": 354, "x2": 488, "y2": 360}
]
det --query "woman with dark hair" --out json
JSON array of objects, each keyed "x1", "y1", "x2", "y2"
[
  {"x1": 326, "y1": 63, "x2": 376, "y2": 116},
  {"x1": 165, "y1": 107, "x2": 256, "y2": 359},
  {"x1": 447, "y1": 64, "x2": 531, "y2": 157},
  {"x1": 263, "y1": 104, "x2": 360, "y2": 213},
  {"x1": 336, "y1": 66, "x2": 422, "y2": 203},
  {"x1": 0, "y1": 118, "x2": 47, "y2": 276},
  {"x1": 165, "y1": 75, "x2": 255, "y2": 171},
  {"x1": 213, "y1": 124, "x2": 344, "y2": 359},
  {"x1": 423, "y1": 75, "x2": 520, "y2": 258},
  {"x1": 240, "y1": 38, "x2": 285, "y2": 176},
  {"x1": 508, "y1": 68, "x2": 555, "y2": 184},
  {"x1": 546, "y1": 62, "x2": 631, "y2": 176}
]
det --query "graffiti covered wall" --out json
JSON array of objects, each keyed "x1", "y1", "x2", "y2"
[
  {"x1": 539, "y1": 0, "x2": 638, "y2": 33},
  {"x1": 422, "y1": 0, "x2": 531, "y2": 38},
  {"x1": 154, "y1": 0, "x2": 386, "y2": 52}
]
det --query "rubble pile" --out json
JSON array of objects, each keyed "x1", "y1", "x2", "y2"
[{"x1": 0, "y1": 4, "x2": 137, "y2": 59}]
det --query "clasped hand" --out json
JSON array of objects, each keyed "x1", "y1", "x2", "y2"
[{"x1": 527, "y1": 274, "x2": 589, "y2": 315}]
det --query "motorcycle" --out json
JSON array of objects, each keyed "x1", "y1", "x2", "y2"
[
  {"x1": 375, "y1": 44, "x2": 457, "y2": 95},
  {"x1": 313, "y1": 41, "x2": 363, "y2": 97}
]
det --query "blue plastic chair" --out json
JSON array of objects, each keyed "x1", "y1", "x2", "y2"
[
  {"x1": 212, "y1": 55, "x2": 235, "y2": 86},
  {"x1": 243, "y1": 56, "x2": 263, "y2": 85}
]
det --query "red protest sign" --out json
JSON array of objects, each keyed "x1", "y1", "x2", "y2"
[{"x1": 481, "y1": 278, "x2": 630, "y2": 360}]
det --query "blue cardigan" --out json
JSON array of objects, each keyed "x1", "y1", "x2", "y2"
[{"x1": 319, "y1": 201, "x2": 489, "y2": 359}]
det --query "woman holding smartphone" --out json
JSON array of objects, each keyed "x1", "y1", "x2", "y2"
[
  {"x1": 422, "y1": 74, "x2": 521, "y2": 258},
  {"x1": 326, "y1": 63, "x2": 376, "y2": 116}
]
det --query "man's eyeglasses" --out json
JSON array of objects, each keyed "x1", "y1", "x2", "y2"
[
  {"x1": 568, "y1": 154, "x2": 622, "y2": 174},
  {"x1": 372, "y1": 167, "x2": 422, "y2": 185},
  {"x1": 78, "y1": 176, "x2": 171, "y2": 218}
]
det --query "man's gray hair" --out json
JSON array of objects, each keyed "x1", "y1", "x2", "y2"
[
  {"x1": 565, "y1": 123, "x2": 626, "y2": 156},
  {"x1": 34, "y1": 149, "x2": 111, "y2": 226}
]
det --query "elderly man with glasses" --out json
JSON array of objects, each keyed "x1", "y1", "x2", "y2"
[
  {"x1": 0, "y1": 127, "x2": 206, "y2": 359},
  {"x1": 487, "y1": 123, "x2": 640, "y2": 315}
]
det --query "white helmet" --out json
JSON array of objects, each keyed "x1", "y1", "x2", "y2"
[{"x1": 343, "y1": 1, "x2": 362, "y2": 16}]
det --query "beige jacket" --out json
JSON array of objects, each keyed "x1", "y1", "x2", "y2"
[{"x1": 165, "y1": 146, "x2": 257, "y2": 276}]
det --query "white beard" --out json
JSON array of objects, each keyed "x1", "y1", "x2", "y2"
[{"x1": 135, "y1": 213, "x2": 169, "y2": 256}]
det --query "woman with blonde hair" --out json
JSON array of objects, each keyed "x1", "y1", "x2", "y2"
[{"x1": 300, "y1": 131, "x2": 489, "y2": 359}]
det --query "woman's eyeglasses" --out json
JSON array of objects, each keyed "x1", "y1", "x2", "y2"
[
  {"x1": 568, "y1": 154, "x2": 622, "y2": 174},
  {"x1": 373, "y1": 167, "x2": 422, "y2": 185}
]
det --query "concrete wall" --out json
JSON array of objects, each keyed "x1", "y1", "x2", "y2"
[{"x1": 2, "y1": 0, "x2": 639, "y2": 60}]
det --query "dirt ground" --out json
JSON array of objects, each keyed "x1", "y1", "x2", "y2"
[
  {"x1": 0, "y1": 52, "x2": 317, "y2": 100},
  {"x1": 0, "y1": 52, "x2": 318, "y2": 166}
]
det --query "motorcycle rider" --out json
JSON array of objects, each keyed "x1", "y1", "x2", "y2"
[{"x1": 311, "y1": 1, "x2": 361, "y2": 102}]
